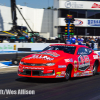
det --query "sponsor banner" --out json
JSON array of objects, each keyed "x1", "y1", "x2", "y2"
[
  {"x1": 0, "y1": 43, "x2": 63, "y2": 52},
  {"x1": 74, "y1": 19, "x2": 100, "y2": 27},
  {"x1": 0, "y1": 44, "x2": 17, "y2": 51},
  {"x1": 0, "y1": 43, "x2": 99, "y2": 52},
  {"x1": 74, "y1": 19, "x2": 84, "y2": 26},
  {"x1": 59, "y1": 18, "x2": 95, "y2": 27},
  {"x1": 87, "y1": 19, "x2": 100, "y2": 27},
  {"x1": 59, "y1": 18, "x2": 86, "y2": 27},
  {"x1": 59, "y1": 1, "x2": 100, "y2": 10}
]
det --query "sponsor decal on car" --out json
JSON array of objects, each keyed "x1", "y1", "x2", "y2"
[
  {"x1": 74, "y1": 71, "x2": 93, "y2": 77},
  {"x1": 74, "y1": 73, "x2": 77, "y2": 77},
  {"x1": 38, "y1": 51, "x2": 60, "y2": 57},
  {"x1": 65, "y1": 58, "x2": 73, "y2": 62},
  {"x1": 23, "y1": 66, "x2": 44, "y2": 70},
  {"x1": 58, "y1": 65, "x2": 66, "y2": 68},
  {"x1": 24, "y1": 55, "x2": 54, "y2": 61},
  {"x1": 74, "y1": 65, "x2": 77, "y2": 68},
  {"x1": 78, "y1": 55, "x2": 90, "y2": 71},
  {"x1": 74, "y1": 61, "x2": 77, "y2": 64},
  {"x1": 93, "y1": 55, "x2": 98, "y2": 59},
  {"x1": 74, "y1": 68, "x2": 77, "y2": 72},
  {"x1": 56, "y1": 71, "x2": 65, "y2": 77},
  {"x1": 82, "y1": 71, "x2": 93, "y2": 76},
  {"x1": 74, "y1": 72, "x2": 82, "y2": 77}
]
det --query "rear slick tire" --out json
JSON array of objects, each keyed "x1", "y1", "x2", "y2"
[
  {"x1": 93, "y1": 62, "x2": 98, "y2": 76},
  {"x1": 65, "y1": 68, "x2": 71, "y2": 80}
]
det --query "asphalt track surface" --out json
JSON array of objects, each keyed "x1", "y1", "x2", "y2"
[{"x1": 1, "y1": 71, "x2": 100, "y2": 100}]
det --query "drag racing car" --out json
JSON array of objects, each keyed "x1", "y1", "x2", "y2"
[{"x1": 18, "y1": 44, "x2": 100, "y2": 80}]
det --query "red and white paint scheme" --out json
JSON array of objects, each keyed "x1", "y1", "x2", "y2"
[{"x1": 18, "y1": 44, "x2": 100, "y2": 80}]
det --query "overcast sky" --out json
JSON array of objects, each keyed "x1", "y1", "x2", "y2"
[{"x1": 0, "y1": 0, "x2": 53, "y2": 9}]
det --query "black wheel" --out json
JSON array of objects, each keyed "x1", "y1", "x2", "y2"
[
  {"x1": 12, "y1": 59, "x2": 20, "y2": 65},
  {"x1": 93, "y1": 62, "x2": 98, "y2": 75},
  {"x1": 65, "y1": 67, "x2": 71, "y2": 80}
]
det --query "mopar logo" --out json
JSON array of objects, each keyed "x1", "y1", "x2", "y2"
[{"x1": 65, "y1": 1, "x2": 71, "y2": 8}]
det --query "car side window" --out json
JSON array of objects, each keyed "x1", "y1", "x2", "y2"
[
  {"x1": 77, "y1": 47, "x2": 89, "y2": 55},
  {"x1": 87, "y1": 48, "x2": 92, "y2": 54}
]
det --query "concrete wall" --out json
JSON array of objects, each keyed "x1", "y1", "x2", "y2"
[{"x1": 0, "y1": 5, "x2": 53, "y2": 37}]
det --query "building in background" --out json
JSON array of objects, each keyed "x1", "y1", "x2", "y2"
[
  {"x1": 53, "y1": 0, "x2": 100, "y2": 39},
  {"x1": 1, "y1": 0, "x2": 100, "y2": 39}
]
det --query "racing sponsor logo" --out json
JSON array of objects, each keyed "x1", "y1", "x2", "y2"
[
  {"x1": 58, "y1": 65, "x2": 66, "y2": 68},
  {"x1": 38, "y1": 51, "x2": 60, "y2": 57},
  {"x1": 74, "y1": 65, "x2": 77, "y2": 68},
  {"x1": 56, "y1": 71, "x2": 65, "y2": 77},
  {"x1": 23, "y1": 66, "x2": 44, "y2": 70},
  {"x1": 82, "y1": 71, "x2": 93, "y2": 76},
  {"x1": 74, "y1": 68, "x2": 77, "y2": 72},
  {"x1": 78, "y1": 55, "x2": 90, "y2": 71},
  {"x1": 74, "y1": 61, "x2": 77, "y2": 64},
  {"x1": 74, "y1": 71, "x2": 93, "y2": 77},
  {"x1": 93, "y1": 55, "x2": 98, "y2": 59},
  {"x1": 88, "y1": 20, "x2": 100, "y2": 26},
  {"x1": 74, "y1": 72, "x2": 82, "y2": 77},
  {"x1": 74, "y1": 19, "x2": 83, "y2": 26},
  {"x1": 65, "y1": 58, "x2": 73, "y2": 62},
  {"x1": 74, "y1": 73, "x2": 77, "y2": 77},
  {"x1": 24, "y1": 55, "x2": 54, "y2": 61},
  {"x1": 91, "y1": 3, "x2": 100, "y2": 8},
  {"x1": 65, "y1": 1, "x2": 83, "y2": 8},
  {"x1": 65, "y1": 1, "x2": 71, "y2": 8}
]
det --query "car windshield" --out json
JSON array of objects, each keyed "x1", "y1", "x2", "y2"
[{"x1": 42, "y1": 46, "x2": 76, "y2": 54}]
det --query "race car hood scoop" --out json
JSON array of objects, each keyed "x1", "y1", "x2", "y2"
[{"x1": 22, "y1": 50, "x2": 67, "y2": 63}]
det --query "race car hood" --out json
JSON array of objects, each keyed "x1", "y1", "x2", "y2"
[{"x1": 21, "y1": 50, "x2": 71, "y2": 63}]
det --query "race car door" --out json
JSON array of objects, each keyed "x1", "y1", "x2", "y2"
[{"x1": 76, "y1": 47, "x2": 93, "y2": 76}]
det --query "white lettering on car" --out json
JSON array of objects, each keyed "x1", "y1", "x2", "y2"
[
  {"x1": 24, "y1": 55, "x2": 54, "y2": 61},
  {"x1": 93, "y1": 55, "x2": 98, "y2": 59}
]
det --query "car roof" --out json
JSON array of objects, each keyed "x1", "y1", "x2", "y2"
[{"x1": 50, "y1": 44, "x2": 86, "y2": 48}]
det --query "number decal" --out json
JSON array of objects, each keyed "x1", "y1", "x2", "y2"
[{"x1": 78, "y1": 55, "x2": 90, "y2": 71}]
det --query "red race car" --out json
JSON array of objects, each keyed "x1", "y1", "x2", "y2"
[{"x1": 18, "y1": 44, "x2": 100, "y2": 80}]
